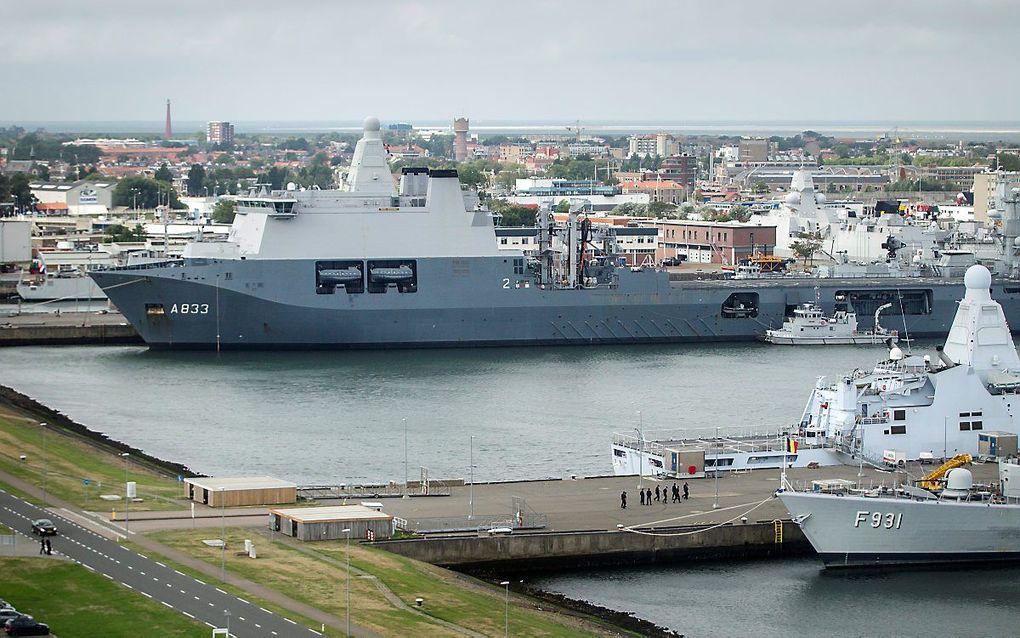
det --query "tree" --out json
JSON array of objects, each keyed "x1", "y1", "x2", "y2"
[
  {"x1": 647, "y1": 201, "x2": 677, "y2": 219},
  {"x1": 790, "y1": 234, "x2": 823, "y2": 266},
  {"x1": 259, "y1": 166, "x2": 291, "y2": 190},
  {"x1": 611, "y1": 202, "x2": 648, "y2": 217},
  {"x1": 211, "y1": 199, "x2": 236, "y2": 224},
  {"x1": 187, "y1": 164, "x2": 206, "y2": 196},
  {"x1": 997, "y1": 153, "x2": 1020, "y2": 172},
  {"x1": 456, "y1": 163, "x2": 487, "y2": 191},
  {"x1": 105, "y1": 223, "x2": 147, "y2": 243},
  {"x1": 154, "y1": 163, "x2": 173, "y2": 183},
  {"x1": 752, "y1": 181, "x2": 769, "y2": 195},
  {"x1": 112, "y1": 176, "x2": 184, "y2": 209},
  {"x1": 489, "y1": 199, "x2": 536, "y2": 226}
]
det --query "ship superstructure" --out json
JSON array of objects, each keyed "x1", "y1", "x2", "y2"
[{"x1": 90, "y1": 119, "x2": 1020, "y2": 350}]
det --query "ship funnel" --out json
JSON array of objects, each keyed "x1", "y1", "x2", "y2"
[{"x1": 399, "y1": 167, "x2": 429, "y2": 197}]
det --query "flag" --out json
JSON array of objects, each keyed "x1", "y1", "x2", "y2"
[{"x1": 787, "y1": 438, "x2": 798, "y2": 454}]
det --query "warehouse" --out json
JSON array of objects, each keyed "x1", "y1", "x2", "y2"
[
  {"x1": 184, "y1": 476, "x2": 297, "y2": 508},
  {"x1": 270, "y1": 505, "x2": 394, "y2": 541}
]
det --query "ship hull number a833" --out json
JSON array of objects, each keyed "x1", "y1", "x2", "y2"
[{"x1": 170, "y1": 303, "x2": 209, "y2": 315}]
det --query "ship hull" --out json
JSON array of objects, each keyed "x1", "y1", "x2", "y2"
[
  {"x1": 91, "y1": 256, "x2": 1020, "y2": 350},
  {"x1": 780, "y1": 491, "x2": 1020, "y2": 568}
]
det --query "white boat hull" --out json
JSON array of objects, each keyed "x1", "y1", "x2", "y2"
[{"x1": 764, "y1": 332, "x2": 895, "y2": 345}]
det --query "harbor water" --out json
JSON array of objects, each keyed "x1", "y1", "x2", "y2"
[
  {"x1": 0, "y1": 341, "x2": 925, "y2": 483},
  {"x1": 534, "y1": 558, "x2": 1020, "y2": 636}
]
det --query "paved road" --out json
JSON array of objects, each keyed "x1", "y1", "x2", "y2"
[{"x1": 0, "y1": 488, "x2": 322, "y2": 638}]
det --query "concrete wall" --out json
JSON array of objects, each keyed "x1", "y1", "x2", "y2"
[
  {"x1": 0, "y1": 323, "x2": 140, "y2": 346},
  {"x1": 297, "y1": 518, "x2": 392, "y2": 542},
  {"x1": 375, "y1": 521, "x2": 809, "y2": 572}
]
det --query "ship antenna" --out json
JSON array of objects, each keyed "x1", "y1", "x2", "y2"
[{"x1": 896, "y1": 287, "x2": 911, "y2": 353}]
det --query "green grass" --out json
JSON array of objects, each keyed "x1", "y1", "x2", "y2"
[
  {"x1": 150, "y1": 527, "x2": 614, "y2": 637},
  {"x1": 0, "y1": 409, "x2": 186, "y2": 511},
  {"x1": 0, "y1": 558, "x2": 207, "y2": 637},
  {"x1": 125, "y1": 541, "x2": 328, "y2": 632}
]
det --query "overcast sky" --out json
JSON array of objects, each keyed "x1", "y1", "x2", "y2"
[{"x1": 3, "y1": 0, "x2": 1018, "y2": 123}]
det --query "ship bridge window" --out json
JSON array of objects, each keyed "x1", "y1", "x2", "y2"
[
  {"x1": 721, "y1": 292, "x2": 759, "y2": 319},
  {"x1": 890, "y1": 425, "x2": 907, "y2": 435},
  {"x1": 893, "y1": 409, "x2": 906, "y2": 421},
  {"x1": 315, "y1": 260, "x2": 364, "y2": 294},
  {"x1": 368, "y1": 259, "x2": 417, "y2": 294},
  {"x1": 513, "y1": 258, "x2": 524, "y2": 275},
  {"x1": 959, "y1": 411, "x2": 983, "y2": 431}
]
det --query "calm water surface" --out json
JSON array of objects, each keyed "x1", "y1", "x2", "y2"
[
  {"x1": 535, "y1": 558, "x2": 1020, "y2": 637},
  {"x1": 0, "y1": 342, "x2": 911, "y2": 482}
]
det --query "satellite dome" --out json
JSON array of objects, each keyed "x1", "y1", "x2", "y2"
[
  {"x1": 964, "y1": 264, "x2": 992, "y2": 291},
  {"x1": 363, "y1": 116, "x2": 381, "y2": 132},
  {"x1": 815, "y1": 193, "x2": 827, "y2": 204},
  {"x1": 889, "y1": 345, "x2": 904, "y2": 361},
  {"x1": 785, "y1": 192, "x2": 801, "y2": 206},
  {"x1": 946, "y1": 467, "x2": 973, "y2": 492}
]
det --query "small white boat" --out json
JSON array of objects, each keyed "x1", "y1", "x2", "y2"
[{"x1": 763, "y1": 301, "x2": 897, "y2": 345}]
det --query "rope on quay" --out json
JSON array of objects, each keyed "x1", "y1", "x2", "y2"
[{"x1": 620, "y1": 494, "x2": 777, "y2": 537}]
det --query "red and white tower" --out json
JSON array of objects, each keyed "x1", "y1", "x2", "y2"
[{"x1": 164, "y1": 99, "x2": 173, "y2": 139}]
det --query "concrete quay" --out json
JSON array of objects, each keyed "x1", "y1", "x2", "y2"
[{"x1": 0, "y1": 310, "x2": 140, "y2": 345}]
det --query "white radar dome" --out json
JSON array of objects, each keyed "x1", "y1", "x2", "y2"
[
  {"x1": 964, "y1": 264, "x2": 992, "y2": 291},
  {"x1": 889, "y1": 345, "x2": 904, "y2": 361},
  {"x1": 363, "y1": 116, "x2": 381, "y2": 132},
  {"x1": 815, "y1": 193, "x2": 827, "y2": 204},
  {"x1": 946, "y1": 467, "x2": 973, "y2": 492},
  {"x1": 785, "y1": 192, "x2": 801, "y2": 206}
]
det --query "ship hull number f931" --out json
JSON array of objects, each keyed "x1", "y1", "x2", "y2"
[
  {"x1": 854, "y1": 511, "x2": 903, "y2": 529},
  {"x1": 170, "y1": 303, "x2": 209, "y2": 315}
]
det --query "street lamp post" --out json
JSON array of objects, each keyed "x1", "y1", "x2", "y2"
[
  {"x1": 713, "y1": 426, "x2": 720, "y2": 509},
  {"x1": 219, "y1": 486, "x2": 226, "y2": 581},
  {"x1": 469, "y1": 435, "x2": 475, "y2": 520},
  {"x1": 343, "y1": 527, "x2": 352, "y2": 637},
  {"x1": 500, "y1": 580, "x2": 510, "y2": 637},
  {"x1": 120, "y1": 453, "x2": 130, "y2": 533},
  {"x1": 403, "y1": 418, "x2": 408, "y2": 499},
  {"x1": 634, "y1": 420, "x2": 644, "y2": 492},
  {"x1": 223, "y1": 609, "x2": 230, "y2": 636}
]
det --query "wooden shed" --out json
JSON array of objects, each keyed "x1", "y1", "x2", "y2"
[
  {"x1": 269, "y1": 505, "x2": 394, "y2": 541},
  {"x1": 185, "y1": 476, "x2": 297, "y2": 508}
]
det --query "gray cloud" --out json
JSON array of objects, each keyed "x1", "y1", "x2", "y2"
[{"x1": 2, "y1": 0, "x2": 1018, "y2": 122}]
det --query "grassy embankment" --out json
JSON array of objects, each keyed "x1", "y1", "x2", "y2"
[
  {"x1": 0, "y1": 558, "x2": 207, "y2": 637},
  {"x1": 151, "y1": 527, "x2": 620, "y2": 637},
  {"x1": 0, "y1": 405, "x2": 185, "y2": 511}
]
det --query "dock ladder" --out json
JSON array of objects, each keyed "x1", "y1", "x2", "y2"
[{"x1": 773, "y1": 519, "x2": 783, "y2": 544}]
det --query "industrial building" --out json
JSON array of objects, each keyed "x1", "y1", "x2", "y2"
[
  {"x1": 29, "y1": 180, "x2": 116, "y2": 215},
  {"x1": 270, "y1": 505, "x2": 395, "y2": 541},
  {"x1": 651, "y1": 219, "x2": 777, "y2": 265},
  {"x1": 184, "y1": 476, "x2": 297, "y2": 508}
]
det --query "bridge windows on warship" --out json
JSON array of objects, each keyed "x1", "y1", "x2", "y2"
[
  {"x1": 890, "y1": 425, "x2": 907, "y2": 435},
  {"x1": 513, "y1": 258, "x2": 525, "y2": 275},
  {"x1": 315, "y1": 260, "x2": 364, "y2": 294},
  {"x1": 367, "y1": 260, "x2": 417, "y2": 293},
  {"x1": 721, "y1": 292, "x2": 759, "y2": 318},
  {"x1": 893, "y1": 409, "x2": 906, "y2": 421}
]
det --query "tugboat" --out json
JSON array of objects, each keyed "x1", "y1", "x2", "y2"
[{"x1": 763, "y1": 297, "x2": 897, "y2": 345}]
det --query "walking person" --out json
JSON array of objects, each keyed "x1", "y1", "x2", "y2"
[
  {"x1": 621, "y1": 490, "x2": 627, "y2": 509},
  {"x1": 654, "y1": 486, "x2": 660, "y2": 502},
  {"x1": 39, "y1": 538, "x2": 45, "y2": 555},
  {"x1": 639, "y1": 489, "x2": 645, "y2": 506},
  {"x1": 683, "y1": 481, "x2": 689, "y2": 500},
  {"x1": 645, "y1": 488, "x2": 652, "y2": 506},
  {"x1": 45, "y1": 538, "x2": 52, "y2": 555},
  {"x1": 672, "y1": 484, "x2": 680, "y2": 503}
]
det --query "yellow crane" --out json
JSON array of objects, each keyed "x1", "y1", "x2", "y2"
[{"x1": 918, "y1": 454, "x2": 973, "y2": 491}]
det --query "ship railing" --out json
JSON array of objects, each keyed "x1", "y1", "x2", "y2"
[
  {"x1": 396, "y1": 512, "x2": 549, "y2": 535},
  {"x1": 101, "y1": 259, "x2": 185, "y2": 272},
  {"x1": 298, "y1": 482, "x2": 451, "y2": 500}
]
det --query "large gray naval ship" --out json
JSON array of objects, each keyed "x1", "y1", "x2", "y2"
[{"x1": 90, "y1": 118, "x2": 1020, "y2": 350}]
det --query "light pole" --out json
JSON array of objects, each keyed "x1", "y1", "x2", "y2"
[
  {"x1": 224, "y1": 609, "x2": 231, "y2": 636},
  {"x1": 713, "y1": 426, "x2": 720, "y2": 509},
  {"x1": 469, "y1": 435, "x2": 475, "y2": 520},
  {"x1": 219, "y1": 486, "x2": 226, "y2": 581},
  {"x1": 634, "y1": 422, "x2": 644, "y2": 492},
  {"x1": 343, "y1": 527, "x2": 352, "y2": 637},
  {"x1": 40, "y1": 423, "x2": 48, "y2": 507},
  {"x1": 120, "y1": 453, "x2": 130, "y2": 533},
  {"x1": 500, "y1": 580, "x2": 510, "y2": 637},
  {"x1": 403, "y1": 418, "x2": 408, "y2": 499}
]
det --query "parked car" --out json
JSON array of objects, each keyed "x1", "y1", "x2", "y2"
[
  {"x1": 4, "y1": 615, "x2": 48, "y2": 636},
  {"x1": 29, "y1": 519, "x2": 56, "y2": 536},
  {"x1": 0, "y1": 610, "x2": 21, "y2": 624}
]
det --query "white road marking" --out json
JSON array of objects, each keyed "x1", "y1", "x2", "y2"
[
  {"x1": 182, "y1": 611, "x2": 195, "y2": 619},
  {"x1": 285, "y1": 618, "x2": 297, "y2": 625},
  {"x1": 161, "y1": 601, "x2": 174, "y2": 609},
  {"x1": 141, "y1": 592, "x2": 153, "y2": 599},
  {"x1": 260, "y1": 607, "x2": 273, "y2": 614}
]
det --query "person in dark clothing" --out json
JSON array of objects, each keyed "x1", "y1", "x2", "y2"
[
  {"x1": 45, "y1": 538, "x2": 52, "y2": 555},
  {"x1": 654, "y1": 486, "x2": 660, "y2": 502},
  {"x1": 621, "y1": 491, "x2": 627, "y2": 509},
  {"x1": 683, "y1": 482, "x2": 689, "y2": 500},
  {"x1": 639, "y1": 489, "x2": 645, "y2": 506},
  {"x1": 672, "y1": 484, "x2": 679, "y2": 503},
  {"x1": 645, "y1": 488, "x2": 652, "y2": 505},
  {"x1": 39, "y1": 538, "x2": 45, "y2": 555}
]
